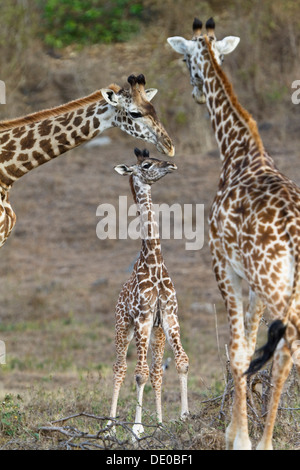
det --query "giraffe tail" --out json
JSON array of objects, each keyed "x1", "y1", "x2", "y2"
[{"x1": 245, "y1": 320, "x2": 287, "y2": 376}]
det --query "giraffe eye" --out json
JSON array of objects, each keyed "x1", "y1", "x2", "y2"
[
  {"x1": 142, "y1": 162, "x2": 152, "y2": 169},
  {"x1": 129, "y1": 111, "x2": 143, "y2": 119}
]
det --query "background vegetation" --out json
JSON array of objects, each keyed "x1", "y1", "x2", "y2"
[{"x1": 40, "y1": 0, "x2": 145, "y2": 47}]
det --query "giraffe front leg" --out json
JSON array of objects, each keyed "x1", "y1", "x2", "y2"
[
  {"x1": 149, "y1": 326, "x2": 166, "y2": 424},
  {"x1": 132, "y1": 317, "x2": 152, "y2": 439},
  {"x1": 226, "y1": 310, "x2": 252, "y2": 450},
  {"x1": 161, "y1": 307, "x2": 189, "y2": 419},
  {"x1": 107, "y1": 316, "x2": 133, "y2": 434},
  {"x1": 217, "y1": 265, "x2": 251, "y2": 450}
]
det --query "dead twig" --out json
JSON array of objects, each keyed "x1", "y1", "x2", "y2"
[{"x1": 38, "y1": 413, "x2": 182, "y2": 450}]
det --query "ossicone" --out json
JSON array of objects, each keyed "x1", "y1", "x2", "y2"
[
  {"x1": 206, "y1": 17, "x2": 216, "y2": 38},
  {"x1": 134, "y1": 148, "x2": 149, "y2": 159},
  {"x1": 206, "y1": 17, "x2": 215, "y2": 30},
  {"x1": 193, "y1": 18, "x2": 203, "y2": 35},
  {"x1": 127, "y1": 74, "x2": 137, "y2": 86},
  {"x1": 137, "y1": 74, "x2": 146, "y2": 86},
  {"x1": 134, "y1": 147, "x2": 142, "y2": 157},
  {"x1": 128, "y1": 74, "x2": 146, "y2": 88}
]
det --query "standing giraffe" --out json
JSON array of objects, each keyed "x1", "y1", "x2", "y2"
[
  {"x1": 109, "y1": 148, "x2": 189, "y2": 438},
  {"x1": 0, "y1": 74, "x2": 174, "y2": 248},
  {"x1": 168, "y1": 18, "x2": 300, "y2": 450}
]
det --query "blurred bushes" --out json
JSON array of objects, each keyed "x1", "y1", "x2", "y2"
[{"x1": 39, "y1": 0, "x2": 145, "y2": 48}]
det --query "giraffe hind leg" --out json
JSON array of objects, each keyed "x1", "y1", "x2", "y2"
[
  {"x1": 149, "y1": 325, "x2": 166, "y2": 424},
  {"x1": 161, "y1": 309, "x2": 189, "y2": 419},
  {"x1": 108, "y1": 317, "x2": 134, "y2": 432},
  {"x1": 256, "y1": 340, "x2": 292, "y2": 450},
  {"x1": 132, "y1": 316, "x2": 152, "y2": 439}
]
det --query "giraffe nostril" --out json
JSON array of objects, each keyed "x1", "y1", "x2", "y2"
[
  {"x1": 164, "y1": 137, "x2": 175, "y2": 156},
  {"x1": 157, "y1": 136, "x2": 175, "y2": 156},
  {"x1": 168, "y1": 145, "x2": 175, "y2": 157}
]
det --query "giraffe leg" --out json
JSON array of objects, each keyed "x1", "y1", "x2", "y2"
[
  {"x1": 245, "y1": 289, "x2": 265, "y2": 358},
  {"x1": 132, "y1": 316, "x2": 152, "y2": 438},
  {"x1": 220, "y1": 269, "x2": 251, "y2": 450},
  {"x1": 291, "y1": 338, "x2": 300, "y2": 375},
  {"x1": 161, "y1": 308, "x2": 189, "y2": 419},
  {"x1": 149, "y1": 325, "x2": 166, "y2": 424},
  {"x1": 210, "y1": 237, "x2": 251, "y2": 449},
  {"x1": 108, "y1": 315, "x2": 133, "y2": 432},
  {"x1": 257, "y1": 340, "x2": 292, "y2": 450},
  {"x1": 290, "y1": 311, "x2": 300, "y2": 375}
]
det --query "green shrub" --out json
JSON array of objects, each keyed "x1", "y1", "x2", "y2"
[
  {"x1": 40, "y1": 0, "x2": 145, "y2": 48},
  {"x1": 0, "y1": 394, "x2": 24, "y2": 437}
]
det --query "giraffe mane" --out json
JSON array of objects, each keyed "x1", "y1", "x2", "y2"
[
  {"x1": 129, "y1": 175, "x2": 138, "y2": 204},
  {"x1": 204, "y1": 36, "x2": 264, "y2": 154},
  {"x1": 0, "y1": 84, "x2": 121, "y2": 131}
]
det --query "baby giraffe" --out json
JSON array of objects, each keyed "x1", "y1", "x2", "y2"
[{"x1": 109, "y1": 148, "x2": 189, "y2": 438}]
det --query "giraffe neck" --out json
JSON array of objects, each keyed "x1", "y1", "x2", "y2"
[
  {"x1": 201, "y1": 38, "x2": 274, "y2": 175},
  {"x1": 130, "y1": 175, "x2": 163, "y2": 266},
  {"x1": 0, "y1": 93, "x2": 117, "y2": 187}
]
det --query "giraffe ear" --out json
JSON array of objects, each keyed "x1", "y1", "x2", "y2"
[
  {"x1": 114, "y1": 164, "x2": 134, "y2": 176},
  {"x1": 216, "y1": 36, "x2": 240, "y2": 55},
  {"x1": 101, "y1": 88, "x2": 119, "y2": 107},
  {"x1": 167, "y1": 36, "x2": 190, "y2": 55},
  {"x1": 145, "y1": 88, "x2": 158, "y2": 102}
]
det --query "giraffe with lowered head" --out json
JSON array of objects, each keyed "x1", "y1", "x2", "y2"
[
  {"x1": 0, "y1": 74, "x2": 174, "y2": 248},
  {"x1": 168, "y1": 18, "x2": 300, "y2": 450},
  {"x1": 108, "y1": 148, "x2": 189, "y2": 438}
]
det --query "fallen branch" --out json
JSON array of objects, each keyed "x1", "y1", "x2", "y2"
[{"x1": 38, "y1": 413, "x2": 181, "y2": 450}]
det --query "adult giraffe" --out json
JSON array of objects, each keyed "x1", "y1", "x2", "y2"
[
  {"x1": 168, "y1": 18, "x2": 300, "y2": 450},
  {"x1": 0, "y1": 74, "x2": 174, "y2": 247}
]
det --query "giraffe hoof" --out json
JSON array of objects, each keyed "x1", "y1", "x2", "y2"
[
  {"x1": 104, "y1": 420, "x2": 116, "y2": 438},
  {"x1": 132, "y1": 423, "x2": 144, "y2": 440},
  {"x1": 180, "y1": 411, "x2": 190, "y2": 421}
]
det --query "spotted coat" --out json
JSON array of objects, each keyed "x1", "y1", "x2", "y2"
[
  {"x1": 168, "y1": 18, "x2": 300, "y2": 450},
  {"x1": 108, "y1": 150, "x2": 189, "y2": 437},
  {"x1": 0, "y1": 75, "x2": 174, "y2": 248}
]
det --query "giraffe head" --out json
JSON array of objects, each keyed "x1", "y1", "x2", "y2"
[
  {"x1": 101, "y1": 74, "x2": 175, "y2": 156},
  {"x1": 114, "y1": 147, "x2": 177, "y2": 185},
  {"x1": 167, "y1": 18, "x2": 240, "y2": 104}
]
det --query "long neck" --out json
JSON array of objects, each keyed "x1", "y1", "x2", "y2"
[
  {"x1": 201, "y1": 38, "x2": 274, "y2": 173},
  {"x1": 130, "y1": 175, "x2": 163, "y2": 265},
  {"x1": 0, "y1": 93, "x2": 116, "y2": 187}
]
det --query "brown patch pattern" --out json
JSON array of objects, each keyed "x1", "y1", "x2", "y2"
[
  {"x1": 109, "y1": 156, "x2": 189, "y2": 434},
  {"x1": 176, "y1": 24, "x2": 300, "y2": 450}
]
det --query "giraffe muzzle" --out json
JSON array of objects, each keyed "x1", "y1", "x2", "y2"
[
  {"x1": 157, "y1": 137, "x2": 175, "y2": 157},
  {"x1": 166, "y1": 162, "x2": 177, "y2": 172},
  {"x1": 192, "y1": 87, "x2": 206, "y2": 105}
]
